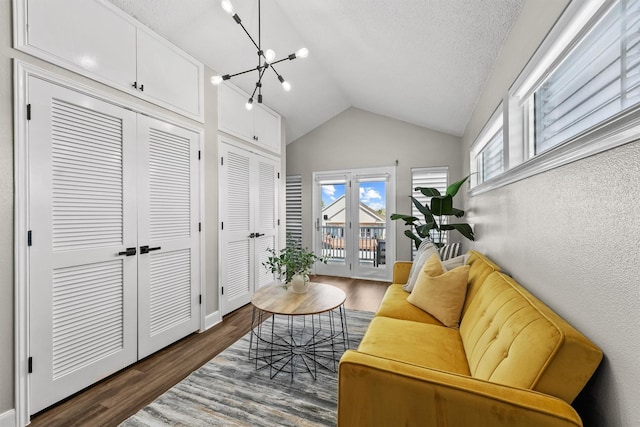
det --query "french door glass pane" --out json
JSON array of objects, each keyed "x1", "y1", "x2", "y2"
[
  {"x1": 320, "y1": 183, "x2": 347, "y2": 264},
  {"x1": 357, "y1": 180, "x2": 387, "y2": 268}
]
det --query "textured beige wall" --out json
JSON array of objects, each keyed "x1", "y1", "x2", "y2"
[
  {"x1": 462, "y1": 1, "x2": 639, "y2": 426},
  {"x1": 286, "y1": 107, "x2": 462, "y2": 262},
  {"x1": 1, "y1": 0, "x2": 221, "y2": 415}
]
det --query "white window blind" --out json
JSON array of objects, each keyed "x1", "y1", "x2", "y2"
[
  {"x1": 535, "y1": 0, "x2": 640, "y2": 153},
  {"x1": 285, "y1": 175, "x2": 303, "y2": 245},
  {"x1": 411, "y1": 167, "x2": 448, "y2": 257},
  {"x1": 478, "y1": 128, "x2": 504, "y2": 183}
]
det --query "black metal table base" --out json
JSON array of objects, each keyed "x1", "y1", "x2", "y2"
[{"x1": 249, "y1": 305, "x2": 350, "y2": 381}]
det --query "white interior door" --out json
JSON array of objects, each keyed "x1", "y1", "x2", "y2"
[
  {"x1": 137, "y1": 116, "x2": 200, "y2": 358},
  {"x1": 219, "y1": 143, "x2": 254, "y2": 315},
  {"x1": 28, "y1": 77, "x2": 138, "y2": 413},
  {"x1": 219, "y1": 142, "x2": 280, "y2": 315},
  {"x1": 253, "y1": 155, "x2": 280, "y2": 290}
]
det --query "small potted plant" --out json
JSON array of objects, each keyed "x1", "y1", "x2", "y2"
[{"x1": 263, "y1": 234, "x2": 327, "y2": 293}]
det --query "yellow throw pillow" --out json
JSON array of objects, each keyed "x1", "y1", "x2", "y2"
[
  {"x1": 407, "y1": 255, "x2": 470, "y2": 328},
  {"x1": 422, "y1": 253, "x2": 444, "y2": 277}
]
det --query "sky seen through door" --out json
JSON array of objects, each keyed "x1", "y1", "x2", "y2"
[{"x1": 322, "y1": 181, "x2": 386, "y2": 213}]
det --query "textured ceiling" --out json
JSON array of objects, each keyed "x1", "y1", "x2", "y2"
[{"x1": 108, "y1": 0, "x2": 524, "y2": 142}]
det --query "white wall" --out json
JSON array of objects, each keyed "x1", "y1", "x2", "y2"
[
  {"x1": 0, "y1": 0, "x2": 222, "y2": 418},
  {"x1": 286, "y1": 107, "x2": 462, "y2": 262},
  {"x1": 462, "y1": 1, "x2": 640, "y2": 426}
]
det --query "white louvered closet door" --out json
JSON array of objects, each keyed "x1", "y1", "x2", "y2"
[
  {"x1": 253, "y1": 156, "x2": 279, "y2": 291},
  {"x1": 137, "y1": 116, "x2": 200, "y2": 358},
  {"x1": 28, "y1": 77, "x2": 138, "y2": 414},
  {"x1": 219, "y1": 143, "x2": 254, "y2": 315}
]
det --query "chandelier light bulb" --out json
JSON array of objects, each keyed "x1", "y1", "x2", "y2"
[
  {"x1": 282, "y1": 81, "x2": 291, "y2": 91},
  {"x1": 221, "y1": 0, "x2": 234, "y2": 15},
  {"x1": 245, "y1": 99, "x2": 254, "y2": 110},
  {"x1": 265, "y1": 49, "x2": 276, "y2": 63},
  {"x1": 296, "y1": 47, "x2": 309, "y2": 59},
  {"x1": 210, "y1": 75, "x2": 223, "y2": 86}
]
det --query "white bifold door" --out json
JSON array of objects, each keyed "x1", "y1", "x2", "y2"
[
  {"x1": 219, "y1": 141, "x2": 279, "y2": 315},
  {"x1": 27, "y1": 77, "x2": 200, "y2": 414}
]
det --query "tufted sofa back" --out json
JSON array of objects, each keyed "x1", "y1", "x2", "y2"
[
  {"x1": 459, "y1": 271, "x2": 602, "y2": 404},
  {"x1": 463, "y1": 251, "x2": 501, "y2": 316}
]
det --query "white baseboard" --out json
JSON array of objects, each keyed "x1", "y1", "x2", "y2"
[
  {"x1": 204, "y1": 310, "x2": 222, "y2": 331},
  {"x1": 0, "y1": 409, "x2": 16, "y2": 427}
]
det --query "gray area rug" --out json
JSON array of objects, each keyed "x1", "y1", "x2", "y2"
[{"x1": 121, "y1": 309, "x2": 374, "y2": 427}]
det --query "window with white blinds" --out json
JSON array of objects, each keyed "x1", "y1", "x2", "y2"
[
  {"x1": 411, "y1": 167, "x2": 448, "y2": 257},
  {"x1": 534, "y1": 0, "x2": 640, "y2": 153},
  {"x1": 478, "y1": 128, "x2": 504, "y2": 183},
  {"x1": 285, "y1": 175, "x2": 303, "y2": 245}
]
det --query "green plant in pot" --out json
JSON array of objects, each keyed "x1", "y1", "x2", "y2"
[
  {"x1": 263, "y1": 234, "x2": 327, "y2": 293},
  {"x1": 391, "y1": 175, "x2": 475, "y2": 250}
]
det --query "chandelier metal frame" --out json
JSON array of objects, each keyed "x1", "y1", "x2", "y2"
[{"x1": 211, "y1": 0, "x2": 308, "y2": 110}]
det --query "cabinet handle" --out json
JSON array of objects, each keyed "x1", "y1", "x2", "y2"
[
  {"x1": 255, "y1": 232, "x2": 264, "y2": 238},
  {"x1": 253, "y1": 135, "x2": 258, "y2": 141},
  {"x1": 118, "y1": 247, "x2": 137, "y2": 256},
  {"x1": 132, "y1": 82, "x2": 138, "y2": 90},
  {"x1": 248, "y1": 233, "x2": 256, "y2": 238},
  {"x1": 139, "y1": 84, "x2": 144, "y2": 92}
]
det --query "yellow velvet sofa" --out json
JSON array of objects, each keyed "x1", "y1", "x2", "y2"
[{"x1": 338, "y1": 250, "x2": 602, "y2": 427}]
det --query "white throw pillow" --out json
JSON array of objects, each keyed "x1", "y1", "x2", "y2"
[
  {"x1": 403, "y1": 240, "x2": 440, "y2": 292},
  {"x1": 441, "y1": 252, "x2": 471, "y2": 272}
]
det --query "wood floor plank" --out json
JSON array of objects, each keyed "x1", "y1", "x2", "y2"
[{"x1": 29, "y1": 276, "x2": 389, "y2": 427}]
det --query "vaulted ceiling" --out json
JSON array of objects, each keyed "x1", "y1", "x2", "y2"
[{"x1": 108, "y1": 0, "x2": 524, "y2": 143}]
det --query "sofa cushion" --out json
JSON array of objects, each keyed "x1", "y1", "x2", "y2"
[
  {"x1": 441, "y1": 253, "x2": 470, "y2": 271},
  {"x1": 438, "y1": 242, "x2": 461, "y2": 260},
  {"x1": 375, "y1": 284, "x2": 443, "y2": 325},
  {"x1": 403, "y1": 240, "x2": 440, "y2": 292},
  {"x1": 462, "y1": 250, "x2": 501, "y2": 316},
  {"x1": 408, "y1": 256, "x2": 470, "y2": 328},
  {"x1": 358, "y1": 316, "x2": 471, "y2": 376},
  {"x1": 460, "y1": 272, "x2": 602, "y2": 403}
]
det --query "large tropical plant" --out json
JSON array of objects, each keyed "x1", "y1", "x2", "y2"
[{"x1": 390, "y1": 175, "x2": 474, "y2": 249}]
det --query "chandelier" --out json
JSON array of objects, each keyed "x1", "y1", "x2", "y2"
[{"x1": 210, "y1": 0, "x2": 309, "y2": 110}]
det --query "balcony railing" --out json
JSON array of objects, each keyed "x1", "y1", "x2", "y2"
[{"x1": 321, "y1": 225, "x2": 386, "y2": 267}]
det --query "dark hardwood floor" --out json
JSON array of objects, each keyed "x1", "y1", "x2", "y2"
[{"x1": 29, "y1": 276, "x2": 389, "y2": 427}]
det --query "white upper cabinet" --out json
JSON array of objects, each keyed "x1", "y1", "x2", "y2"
[
  {"x1": 24, "y1": 0, "x2": 137, "y2": 89},
  {"x1": 218, "y1": 84, "x2": 255, "y2": 143},
  {"x1": 15, "y1": 0, "x2": 204, "y2": 122},
  {"x1": 136, "y1": 30, "x2": 202, "y2": 119},
  {"x1": 218, "y1": 84, "x2": 282, "y2": 155},
  {"x1": 254, "y1": 106, "x2": 282, "y2": 155}
]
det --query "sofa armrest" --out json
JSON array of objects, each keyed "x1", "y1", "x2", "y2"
[
  {"x1": 393, "y1": 261, "x2": 413, "y2": 284},
  {"x1": 338, "y1": 351, "x2": 583, "y2": 427}
]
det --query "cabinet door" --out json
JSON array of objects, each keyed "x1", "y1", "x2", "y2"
[
  {"x1": 136, "y1": 117, "x2": 200, "y2": 358},
  {"x1": 219, "y1": 143, "x2": 254, "y2": 315},
  {"x1": 218, "y1": 84, "x2": 255, "y2": 142},
  {"x1": 254, "y1": 106, "x2": 282, "y2": 154},
  {"x1": 28, "y1": 77, "x2": 138, "y2": 414},
  {"x1": 26, "y1": 0, "x2": 137, "y2": 90},
  {"x1": 137, "y1": 30, "x2": 203, "y2": 119},
  {"x1": 253, "y1": 156, "x2": 280, "y2": 290}
]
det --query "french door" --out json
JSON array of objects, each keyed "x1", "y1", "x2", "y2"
[
  {"x1": 313, "y1": 167, "x2": 395, "y2": 281},
  {"x1": 219, "y1": 141, "x2": 279, "y2": 315},
  {"x1": 27, "y1": 77, "x2": 200, "y2": 413}
]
